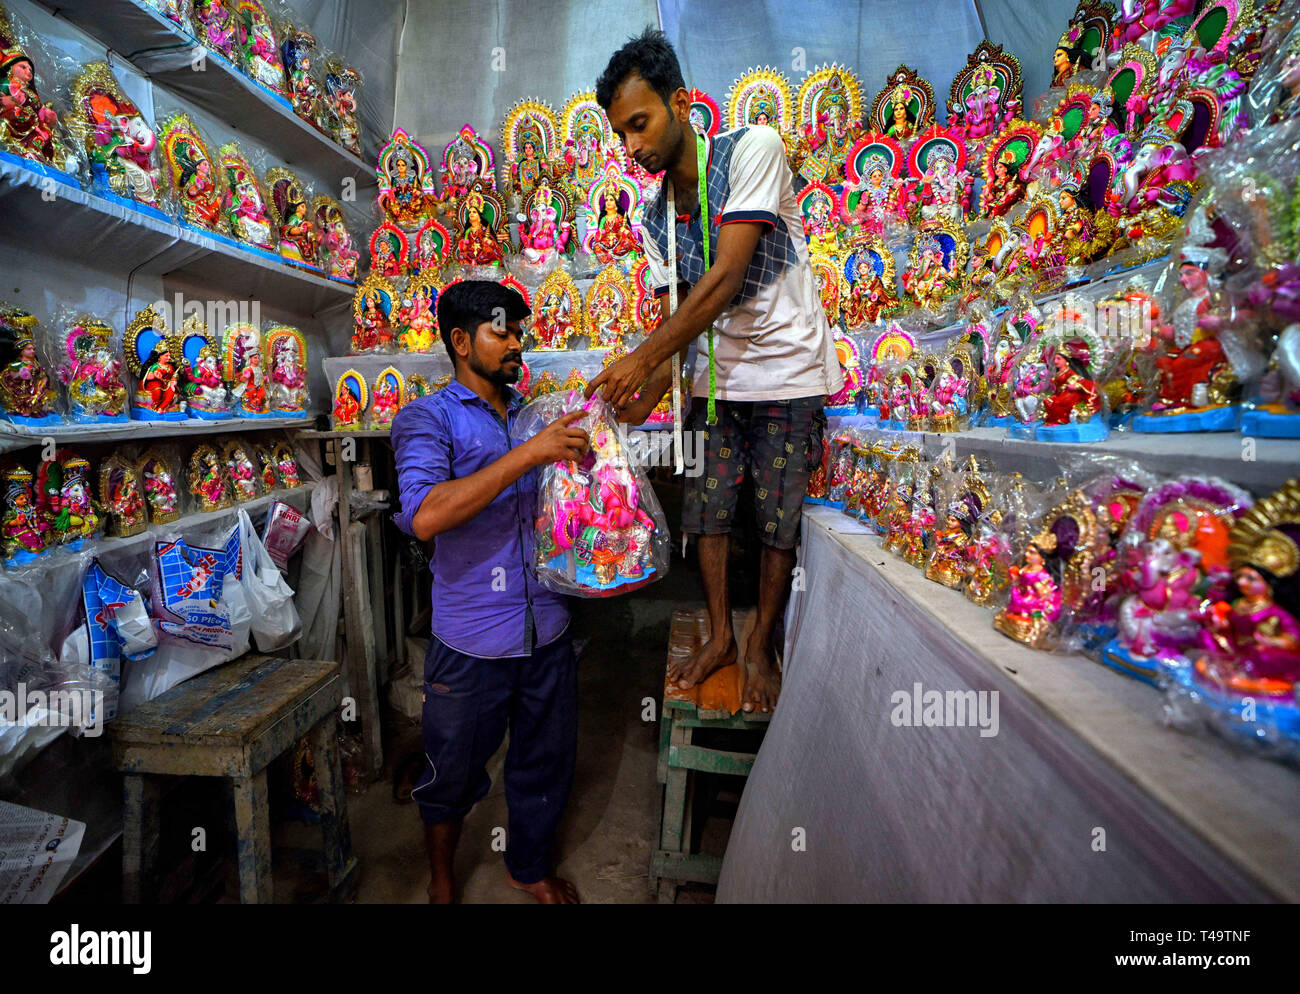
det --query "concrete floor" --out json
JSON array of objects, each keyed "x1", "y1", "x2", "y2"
[{"x1": 345, "y1": 548, "x2": 738, "y2": 905}]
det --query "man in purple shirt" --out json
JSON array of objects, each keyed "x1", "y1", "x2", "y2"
[{"x1": 391, "y1": 280, "x2": 589, "y2": 904}]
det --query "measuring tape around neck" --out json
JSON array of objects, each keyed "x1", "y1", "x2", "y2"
[{"x1": 665, "y1": 133, "x2": 718, "y2": 474}]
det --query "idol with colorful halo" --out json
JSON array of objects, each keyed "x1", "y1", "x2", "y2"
[
  {"x1": 125, "y1": 306, "x2": 185, "y2": 421},
  {"x1": 99, "y1": 454, "x2": 147, "y2": 537},
  {"x1": 266, "y1": 325, "x2": 308, "y2": 413}
]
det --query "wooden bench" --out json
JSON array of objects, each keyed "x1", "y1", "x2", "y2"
[
  {"x1": 652, "y1": 608, "x2": 771, "y2": 903},
  {"x1": 109, "y1": 655, "x2": 356, "y2": 904}
]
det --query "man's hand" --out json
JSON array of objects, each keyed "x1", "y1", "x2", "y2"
[
  {"x1": 520, "y1": 410, "x2": 590, "y2": 467},
  {"x1": 585, "y1": 348, "x2": 652, "y2": 411}
]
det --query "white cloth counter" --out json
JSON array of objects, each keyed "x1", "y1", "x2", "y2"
[{"x1": 716, "y1": 506, "x2": 1300, "y2": 903}]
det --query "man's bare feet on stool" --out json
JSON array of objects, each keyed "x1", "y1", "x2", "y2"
[
  {"x1": 741, "y1": 637, "x2": 781, "y2": 713},
  {"x1": 668, "y1": 632, "x2": 737, "y2": 690},
  {"x1": 508, "y1": 873, "x2": 581, "y2": 904}
]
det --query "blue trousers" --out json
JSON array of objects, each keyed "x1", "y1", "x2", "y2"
[{"x1": 413, "y1": 632, "x2": 578, "y2": 884}]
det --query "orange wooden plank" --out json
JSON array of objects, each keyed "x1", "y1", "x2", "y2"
[{"x1": 664, "y1": 608, "x2": 755, "y2": 716}]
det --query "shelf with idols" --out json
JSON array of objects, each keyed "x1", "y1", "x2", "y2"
[
  {"x1": 0, "y1": 158, "x2": 352, "y2": 315},
  {"x1": 829, "y1": 422, "x2": 1300, "y2": 498},
  {"x1": 31, "y1": 0, "x2": 373, "y2": 190},
  {"x1": 0, "y1": 414, "x2": 317, "y2": 451}
]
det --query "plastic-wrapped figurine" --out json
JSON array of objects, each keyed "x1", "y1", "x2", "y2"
[
  {"x1": 561, "y1": 92, "x2": 618, "y2": 198},
  {"x1": 193, "y1": 0, "x2": 238, "y2": 61},
  {"x1": 1134, "y1": 244, "x2": 1240, "y2": 432},
  {"x1": 125, "y1": 306, "x2": 185, "y2": 421},
  {"x1": 272, "y1": 441, "x2": 301, "y2": 488},
  {"x1": 234, "y1": 0, "x2": 287, "y2": 96},
  {"x1": 0, "y1": 305, "x2": 58, "y2": 427},
  {"x1": 352, "y1": 274, "x2": 397, "y2": 354},
  {"x1": 531, "y1": 269, "x2": 582, "y2": 350},
  {"x1": 584, "y1": 266, "x2": 633, "y2": 350},
  {"x1": 70, "y1": 62, "x2": 165, "y2": 213},
  {"x1": 280, "y1": 28, "x2": 322, "y2": 126},
  {"x1": 324, "y1": 63, "x2": 362, "y2": 156},
  {"x1": 266, "y1": 325, "x2": 308, "y2": 413},
  {"x1": 332, "y1": 370, "x2": 366, "y2": 430},
  {"x1": 189, "y1": 444, "x2": 231, "y2": 511},
  {"x1": 268, "y1": 168, "x2": 320, "y2": 269},
  {"x1": 36, "y1": 450, "x2": 100, "y2": 549},
  {"x1": 138, "y1": 448, "x2": 180, "y2": 524},
  {"x1": 438, "y1": 124, "x2": 495, "y2": 213},
  {"x1": 219, "y1": 142, "x2": 276, "y2": 251},
  {"x1": 518, "y1": 177, "x2": 575, "y2": 269},
  {"x1": 2, "y1": 462, "x2": 46, "y2": 563},
  {"x1": 993, "y1": 540, "x2": 1062, "y2": 648},
  {"x1": 251, "y1": 441, "x2": 277, "y2": 492},
  {"x1": 370, "y1": 367, "x2": 403, "y2": 429},
  {"x1": 160, "y1": 113, "x2": 227, "y2": 232},
  {"x1": 60, "y1": 317, "x2": 128, "y2": 424},
  {"x1": 1101, "y1": 476, "x2": 1252, "y2": 685},
  {"x1": 0, "y1": 1, "x2": 65, "y2": 167},
  {"x1": 397, "y1": 275, "x2": 439, "y2": 353},
  {"x1": 314, "y1": 195, "x2": 359, "y2": 281},
  {"x1": 223, "y1": 438, "x2": 260, "y2": 502},
  {"x1": 223, "y1": 322, "x2": 270, "y2": 417},
  {"x1": 99, "y1": 454, "x2": 147, "y2": 537},
  {"x1": 1175, "y1": 477, "x2": 1300, "y2": 748},
  {"x1": 522, "y1": 392, "x2": 668, "y2": 595},
  {"x1": 180, "y1": 318, "x2": 230, "y2": 419},
  {"x1": 1038, "y1": 335, "x2": 1107, "y2": 442}
]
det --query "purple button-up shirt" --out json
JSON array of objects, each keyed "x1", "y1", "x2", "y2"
[{"x1": 390, "y1": 379, "x2": 568, "y2": 658}]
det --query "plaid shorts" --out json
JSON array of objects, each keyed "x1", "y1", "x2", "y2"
[{"x1": 682, "y1": 396, "x2": 826, "y2": 550}]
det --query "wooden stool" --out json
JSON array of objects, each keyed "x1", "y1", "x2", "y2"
[
  {"x1": 652, "y1": 608, "x2": 771, "y2": 903},
  {"x1": 110, "y1": 655, "x2": 357, "y2": 904}
]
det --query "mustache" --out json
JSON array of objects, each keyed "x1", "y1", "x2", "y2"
[{"x1": 502, "y1": 352, "x2": 523, "y2": 364}]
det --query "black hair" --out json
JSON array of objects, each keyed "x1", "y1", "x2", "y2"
[
  {"x1": 437, "y1": 279, "x2": 530, "y2": 366},
  {"x1": 595, "y1": 26, "x2": 685, "y2": 111}
]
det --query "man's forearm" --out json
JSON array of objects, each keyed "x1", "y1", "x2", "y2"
[{"x1": 411, "y1": 445, "x2": 535, "y2": 540}]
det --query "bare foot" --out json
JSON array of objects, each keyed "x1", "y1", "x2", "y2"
[
  {"x1": 668, "y1": 633, "x2": 737, "y2": 689},
  {"x1": 507, "y1": 873, "x2": 581, "y2": 904},
  {"x1": 427, "y1": 875, "x2": 455, "y2": 904},
  {"x1": 742, "y1": 639, "x2": 781, "y2": 713}
]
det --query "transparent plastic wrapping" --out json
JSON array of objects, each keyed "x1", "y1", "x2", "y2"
[
  {"x1": 233, "y1": 0, "x2": 289, "y2": 100},
  {"x1": 67, "y1": 60, "x2": 171, "y2": 219},
  {"x1": 0, "y1": 302, "x2": 62, "y2": 429},
  {"x1": 267, "y1": 167, "x2": 324, "y2": 272},
  {"x1": 192, "y1": 0, "x2": 240, "y2": 64},
  {"x1": 1154, "y1": 473, "x2": 1300, "y2": 764},
  {"x1": 34, "y1": 448, "x2": 102, "y2": 552},
  {"x1": 513, "y1": 390, "x2": 669, "y2": 597},
  {"x1": 882, "y1": 444, "x2": 922, "y2": 559},
  {"x1": 54, "y1": 308, "x2": 128, "y2": 424},
  {"x1": 276, "y1": 18, "x2": 326, "y2": 132},
  {"x1": 138, "y1": 443, "x2": 187, "y2": 523},
  {"x1": 0, "y1": 0, "x2": 84, "y2": 178},
  {"x1": 823, "y1": 426, "x2": 858, "y2": 508},
  {"x1": 265, "y1": 323, "x2": 309, "y2": 414},
  {"x1": 219, "y1": 140, "x2": 278, "y2": 254},
  {"x1": 323, "y1": 58, "x2": 363, "y2": 157}
]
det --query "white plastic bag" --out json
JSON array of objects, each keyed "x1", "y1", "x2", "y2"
[{"x1": 237, "y1": 509, "x2": 302, "y2": 651}]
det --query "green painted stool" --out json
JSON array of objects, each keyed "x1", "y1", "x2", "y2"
[
  {"x1": 651, "y1": 608, "x2": 771, "y2": 904},
  {"x1": 110, "y1": 655, "x2": 357, "y2": 904}
]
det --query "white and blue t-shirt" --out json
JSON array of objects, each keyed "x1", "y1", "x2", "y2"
[{"x1": 640, "y1": 124, "x2": 843, "y2": 402}]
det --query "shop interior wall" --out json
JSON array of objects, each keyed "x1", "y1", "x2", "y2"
[{"x1": 395, "y1": 0, "x2": 1084, "y2": 174}]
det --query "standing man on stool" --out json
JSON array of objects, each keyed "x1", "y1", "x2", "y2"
[
  {"x1": 392, "y1": 280, "x2": 590, "y2": 903},
  {"x1": 590, "y1": 29, "x2": 842, "y2": 713}
]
